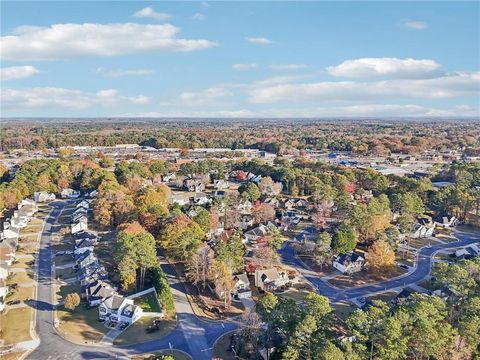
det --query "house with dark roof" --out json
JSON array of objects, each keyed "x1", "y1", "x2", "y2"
[
  {"x1": 98, "y1": 294, "x2": 143, "y2": 324},
  {"x1": 333, "y1": 252, "x2": 365, "y2": 274},
  {"x1": 254, "y1": 268, "x2": 289, "y2": 291},
  {"x1": 83, "y1": 280, "x2": 116, "y2": 306},
  {"x1": 75, "y1": 250, "x2": 97, "y2": 269}
]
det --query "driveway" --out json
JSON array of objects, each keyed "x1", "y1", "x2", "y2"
[{"x1": 27, "y1": 200, "x2": 237, "y2": 360}]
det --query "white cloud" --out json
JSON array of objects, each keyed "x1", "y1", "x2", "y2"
[
  {"x1": 401, "y1": 20, "x2": 428, "y2": 30},
  {"x1": 248, "y1": 72, "x2": 480, "y2": 103},
  {"x1": 327, "y1": 58, "x2": 441, "y2": 78},
  {"x1": 133, "y1": 7, "x2": 171, "y2": 21},
  {"x1": 117, "y1": 104, "x2": 479, "y2": 118},
  {"x1": 1, "y1": 87, "x2": 150, "y2": 110},
  {"x1": 178, "y1": 87, "x2": 232, "y2": 106},
  {"x1": 200, "y1": 1, "x2": 209, "y2": 9},
  {"x1": 233, "y1": 63, "x2": 257, "y2": 70},
  {"x1": 245, "y1": 37, "x2": 272, "y2": 45},
  {"x1": 270, "y1": 64, "x2": 307, "y2": 70},
  {"x1": 96, "y1": 67, "x2": 155, "y2": 77},
  {"x1": 192, "y1": 13, "x2": 207, "y2": 21},
  {"x1": 1, "y1": 65, "x2": 39, "y2": 81},
  {"x1": 1, "y1": 23, "x2": 218, "y2": 61}
]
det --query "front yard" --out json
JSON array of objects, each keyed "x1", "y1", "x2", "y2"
[
  {"x1": 55, "y1": 283, "x2": 108, "y2": 344},
  {"x1": 332, "y1": 301, "x2": 357, "y2": 321},
  {"x1": 328, "y1": 266, "x2": 408, "y2": 289},
  {"x1": 113, "y1": 317, "x2": 176, "y2": 345},
  {"x1": 132, "y1": 350, "x2": 191, "y2": 360},
  {"x1": 0, "y1": 307, "x2": 33, "y2": 345},
  {"x1": 277, "y1": 282, "x2": 315, "y2": 303}
]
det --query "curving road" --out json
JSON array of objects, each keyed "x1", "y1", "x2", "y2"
[
  {"x1": 27, "y1": 201, "x2": 237, "y2": 360},
  {"x1": 281, "y1": 226, "x2": 480, "y2": 302}
]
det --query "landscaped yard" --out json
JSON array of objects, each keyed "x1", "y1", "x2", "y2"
[
  {"x1": 328, "y1": 267, "x2": 408, "y2": 289},
  {"x1": 277, "y1": 283, "x2": 314, "y2": 303},
  {"x1": 409, "y1": 237, "x2": 441, "y2": 250},
  {"x1": 6, "y1": 285, "x2": 34, "y2": 303},
  {"x1": 366, "y1": 291, "x2": 398, "y2": 302},
  {"x1": 55, "y1": 254, "x2": 75, "y2": 266},
  {"x1": 6, "y1": 271, "x2": 34, "y2": 286},
  {"x1": 134, "y1": 292, "x2": 162, "y2": 313},
  {"x1": 56, "y1": 304, "x2": 108, "y2": 344},
  {"x1": 55, "y1": 267, "x2": 77, "y2": 280},
  {"x1": 212, "y1": 332, "x2": 235, "y2": 360},
  {"x1": 418, "y1": 278, "x2": 442, "y2": 292},
  {"x1": 0, "y1": 307, "x2": 33, "y2": 345},
  {"x1": 113, "y1": 317, "x2": 176, "y2": 345},
  {"x1": 332, "y1": 301, "x2": 358, "y2": 321}
]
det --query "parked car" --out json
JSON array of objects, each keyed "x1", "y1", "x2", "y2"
[{"x1": 7, "y1": 300, "x2": 21, "y2": 305}]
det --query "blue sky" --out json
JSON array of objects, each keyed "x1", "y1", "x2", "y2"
[{"x1": 1, "y1": 1, "x2": 479, "y2": 118}]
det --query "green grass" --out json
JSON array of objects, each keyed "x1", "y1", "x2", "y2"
[
  {"x1": 56, "y1": 304, "x2": 108, "y2": 344},
  {"x1": 55, "y1": 267, "x2": 77, "y2": 280},
  {"x1": 113, "y1": 318, "x2": 176, "y2": 345},
  {"x1": 55, "y1": 255, "x2": 75, "y2": 266},
  {"x1": 332, "y1": 301, "x2": 357, "y2": 321},
  {"x1": 134, "y1": 292, "x2": 162, "y2": 313}
]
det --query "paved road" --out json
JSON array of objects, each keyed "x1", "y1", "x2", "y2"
[
  {"x1": 280, "y1": 226, "x2": 480, "y2": 302},
  {"x1": 28, "y1": 201, "x2": 237, "y2": 360}
]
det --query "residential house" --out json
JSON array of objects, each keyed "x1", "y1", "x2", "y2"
[
  {"x1": 193, "y1": 193, "x2": 211, "y2": 205},
  {"x1": 9, "y1": 215, "x2": 29, "y2": 229},
  {"x1": 99, "y1": 295, "x2": 143, "y2": 324},
  {"x1": 412, "y1": 224, "x2": 434, "y2": 239},
  {"x1": 73, "y1": 231, "x2": 97, "y2": 246},
  {"x1": 183, "y1": 179, "x2": 206, "y2": 192},
  {"x1": 86, "y1": 190, "x2": 98, "y2": 198},
  {"x1": 235, "y1": 214, "x2": 254, "y2": 230},
  {"x1": 264, "y1": 197, "x2": 280, "y2": 208},
  {"x1": 162, "y1": 173, "x2": 176, "y2": 183},
  {"x1": 232, "y1": 273, "x2": 252, "y2": 299},
  {"x1": 34, "y1": 191, "x2": 56, "y2": 202},
  {"x1": 75, "y1": 250, "x2": 97, "y2": 269},
  {"x1": 76, "y1": 200, "x2": 90, "y2": 209},
  {"x1": 84, "y1": 280, "x2": 116, "y2": 306},
  {"x1": 61, "y1": 188, "x2": 80, "y2": 199},
  {"x1": 79, "y1": 263, "x2": 108, "y2": 286},
  {"x1": 455, "y1": 243, "x2": 480, "y2": 260},
  {"x1": 244, "y1": 224, "x2": 270, "y2": 244},
  {"x1": 213, "y1": 179, "x2": 229, "y2": 190},
  {"x1": 71, "y1": 212, "x2": 88, "y2": 224},
  {"x1": 333, "y1": 252, "x2": 365, "y2": 274},
  {"x1": 74, "y1": 238, "x2": 97, "y2": 255},
  {"x1": 172, "y1": 193, "x2": 190, "y2": 206},
  {"x1": 236, "y1": 200, "x2": 253, "y2": 213},
  {"x1": 0, "y1": 241, "x2": 16, "y2": 266},
  {"x1": 71, "y1": 217, "x2": 88, "y2": 234},
  {"x1": 0, "y1": 263, "x2": 9, "y2": 312},
  {"x1": 214, "y1": 190, "x2": 226, "y2": 199},
  {"x1": 254, "y1": 268, "x2": 289, "y2": 291}
]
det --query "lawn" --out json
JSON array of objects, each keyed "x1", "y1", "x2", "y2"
[
  {"x1": 56, "y1": 304, "x2": 108, "y2": 344},
  {"x1": 332, "y1": 301, "x2": 358, "y2": 321},
  {"x1": 418, "y1": 278, "x2": 442, "y2": 292},
  {"x1": 113, "y1": 318, "x2": 176, "y2": 345},
  {"x1": 6, "y1": 286, "x2": 34, "y2": 303},
  {"x1": 55, "y1": 255, "x2": 75, "y2": 267},
  {"x1": 132, "y1": 350, "x2": 191, "y2": 360},
  {"x1": 328, "y1": 267, "x2": 408, "y2": 289},
  {"x1": 10, "y1": 254, "x2": 35, "y2": 269},
  {"x1": 277, "y1": 283, "x2": 314, "y2": 303},
  {"x1": 0, "y1": 307, "x2": 33, "y2": 345},
  {"x1": 55, "y1": 267, "x2": 77, "y2": 280},
  {"x1": 409, "y1": 237, "x2": 441, "y2": 250},
  {"x1": 6, "y1": 271, "x2": 34, "y2": 286},
  {"x1": 366, "y1": 291, "x2": 398, "y2": 302},
  {"x1": 134, "y1": 292, "x2": 162, "y2": 313}
]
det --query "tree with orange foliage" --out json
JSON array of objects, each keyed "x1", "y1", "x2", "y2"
[{"x1": 367, "y1": 240, "x2": 395, "y2": 272}]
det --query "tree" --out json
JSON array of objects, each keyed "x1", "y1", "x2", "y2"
[
  {"x1": 314, "y1": 232, "x2": 332, "y2": 269},
  {"x1": 193, "y1": 208, "x2": 211, "y2": 233},
  {"x1": 313, "y1": 201, "x2": 334, "y2": 230},
  {"x1": 159, "y1": 214, "x2": 205, "y2": 262},
  {"x1": 332, "y1": 226, "x2": 356, "y2": 254},
  {"x1": 186, "y1": 244, "x2": 214, "y2": 289},
  {"x1": 115, "y1": 224, "x2": 158, "y2": 291},
  {"x1": 213, "y1": 260, "x2": 234, "y2": 307},
  {"x1": 367, "y1": 240, "x2": 395, "y2": 272},
  {"x1": 239, "y1": 182, "x2": 261, "y2": 202},
  {"x1": 252, "y1": 203, "x2": 275, "y2": 224},
  {"x1": 64, "y1": 292, "x2": 80, "y2": 311},
  {"x1": 215, "y1": 234, "x2": 246, "y2": 273}
]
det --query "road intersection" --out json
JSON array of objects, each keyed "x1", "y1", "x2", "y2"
[{"x1": 26, "y1": 201, "x2": 480, "y2": 359}]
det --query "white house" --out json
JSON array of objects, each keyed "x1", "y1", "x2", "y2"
[
  {"x1": 74, "y1": 238, "x2": 97, "y2": 255},
  {"x1": 99, "y1": 295, "x2": 143, "y2": 324},
  {"x1": 254, "y1": 268, "x2": 289, "y2": 291},
  {"x1": 333, "y1": 252, "x2": 365, "y2": 274},
  {"x1": 172, "y1": 193, "x2": 190, "y2": 206},
  {"x1": 61, "y1": 188, "x2": 80, "y2": 199},
  {"x1": 75, "y1": 250, "x2": 97, "y2": 269},
  {"x1": 214, "y1": 179, "x2": 230, "y2": 190},
  {"x1": 236, "y1": 200, "x2": 253, "y2": 213},
  {"x1": 455, "y1": 243, "x2": 480, "y2": 259},
  {"x1": 232, "y1": 273, "x2": 252, "y2": 299},
  {"x1": 412, "y1": 224, "x2": 434, "y2": 239},
  {"x1": 193, "y1": 193, "x2": 211, "y2": 205},
  {"x1": 71, "y1": 217, "x2": 88, "y2": 234},
  {"x1": 76, "y1": 200, "x2": 90, "y2": 209},
  {"x1": 34, "y1": 191, "x2": 56, "y2": 202},
  {"x1": 86, "y1": 190, "x2": 98, "y2": 198}
]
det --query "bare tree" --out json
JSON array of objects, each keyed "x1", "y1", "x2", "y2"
[{"x1": 186, "y1": 244, "x2": 215, "y2": 289}]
